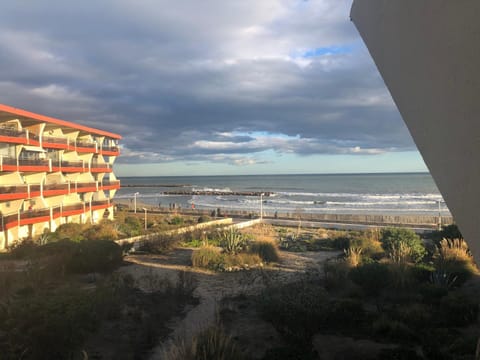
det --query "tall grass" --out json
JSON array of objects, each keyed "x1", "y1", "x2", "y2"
[
  {"x1": 344, "y1": 247, "x2": 362, "y2": 268},
  {"x1": 163, "y1": 325, "x2": 244, "y2": 360},
  {"x1": 191, "y1": 245, "x2": 224, "y2": 270},
  {"x1": 434, "y1": 238, "x2": 478, "y2": 285}
]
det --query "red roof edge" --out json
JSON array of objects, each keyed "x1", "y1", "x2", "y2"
[{"x1": 0, "y1": 103, "x2": 122, "y2": 139}]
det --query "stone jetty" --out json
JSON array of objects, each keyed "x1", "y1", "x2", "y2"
[{"x1": 162, "y1": 190, "x2": 274, "y2": 196}]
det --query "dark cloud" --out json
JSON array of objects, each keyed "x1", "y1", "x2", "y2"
[{"x1": 0, "y1": 0, "x2": 415, "y2": 165}]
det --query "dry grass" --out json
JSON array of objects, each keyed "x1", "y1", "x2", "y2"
[
  {"x1": 191, "y1": 245, "x2": 224, "y2": 270},
  {"x1": 241, "y1": 224, "x2": 277, "y2": 243},
  {"x1": 435, "y1": 238, "x2": 478, "y2": 275},
  {"x1": 344, "y1": 247, "x2": 363, "y2": 268},
  {"x1": 163, "y1": 325, "x2": 244, "y2": 360}
]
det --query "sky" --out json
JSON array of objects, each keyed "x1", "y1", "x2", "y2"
[{"x1": 0, "y1": 0, "x2": 428, "y2": 176}]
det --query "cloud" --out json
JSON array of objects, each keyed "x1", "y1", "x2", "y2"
[{"x1": 0, "y1": 0, "x2": 415, "y2": 167}]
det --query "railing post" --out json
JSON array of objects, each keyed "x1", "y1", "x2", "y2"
[
  {"x1": 26, "y1": 129, "x2": 29, "y2": 144},
  {"x1": 75, "y1": 181, "x2": 78, "y2": 193},
  {"x1": 48, "y1": 159, "x2": 52, "y2": 172},
  {"x1": 96, "y1": 181, "x2": 99, "y2": 191},
  {"x1": 16, "y1": 157, "x2": 19, "y2": 172},
  {"x1": 40, "y1": 182, "x2": 43, "y2": 197},
  {"x1": 0, "y1": 156, "x2": 3, "y2": 172},
  {"x1": 68, "y1": 181, "x2": 71, "y2": 194},
  {"x1": 27, "y1": 183, "x2": 30, "y2": 198}
]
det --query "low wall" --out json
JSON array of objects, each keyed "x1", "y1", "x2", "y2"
[{"x1": 115, "y1": 218, "x2": 233, "y2": 247}]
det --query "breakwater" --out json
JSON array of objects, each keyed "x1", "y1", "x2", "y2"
[{"x1": 162, "y1": 190, "x2": 274, "y2": 196}]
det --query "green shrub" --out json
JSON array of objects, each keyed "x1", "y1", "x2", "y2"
[
  {"x1": 67, "y1": 240, "x2": 123, "y2": 273},
  {"x1": 437, "y1": 292, "x2": 479, "y2": 327},
  {"x1": 323, "y1": 260, "x2": 349, "y2": 290},
  {"x1": 119, "y1": 216, "x2": 143, "y2": 237},
  {"x1": 249, "y1": 241, "x2": 279, "y2": 262},
  {"x1": 197, "y1": 215, "x2": 211, "y2": 223},
  {"x1": 372, "y1": 316, "x2": 415, "y2": 342},
  {"x1": 84, "y1": 221, "x2": 119, "y2": 241},
  {"x1": 381, "y1": 228, "x2": 426, "y2": 263},
  {"x1": 138, "y1": 233, "x2": 181, "y2": 254},
  {"x1": 51, "y1": 223, "x2": 86, "y2": 242},
  {"x1": 349, "y1": 262, "x2": 390, "y2": 296},
  {"x1": 191, "y1": 246, "x2": 224, "y2": 270},
  {"x1": 8, "y1": 240, "x2": 39, "y2": 259},
  {"x1": 0, "y1": 286, "x2": 100, "y2": 359},
  {"x1": 258, "y1": 281, "x2": 328, "y2": 344},
  {"x1": 170, "y1": 216, "x2": 184, "y2": 225}
]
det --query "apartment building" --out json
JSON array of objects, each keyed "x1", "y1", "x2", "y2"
[{"x1": 0, "y1": 104, "x2": 121, "y2": 250}]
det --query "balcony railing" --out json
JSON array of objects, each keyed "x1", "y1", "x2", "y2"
[
  {"x1": 43, "y1": 135, "x2": 68, "y2": 145},
  {"x1": 0, "y1": 200, "x2": 112, "y2": 230},
  {"x1": 0, "y1": 184, "x2": 29, "y2": 194},
  {"x1": 0, "y1": 180, "x2": 119, "y2": 200},
  {"x1": 101, "y1": 146, "x2": 119, "y2": 153},
  {"x1": 0, "y1": 127, "x2": 26, "y2": 138},
  {"x1": 61, "y1": 160, "x2": 84, "y2": 168},
  {"x1": 76, "y1": 140, "x2": 97, "y2": 149}
]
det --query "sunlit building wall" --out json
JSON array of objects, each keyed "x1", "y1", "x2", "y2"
[{"x1": 0, "y1": 104, "x2": 121, "y2": 249}]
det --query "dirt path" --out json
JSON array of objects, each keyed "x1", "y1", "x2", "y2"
[{"x1": 120, "y1": 248, "x2": 339, "y2": 359}]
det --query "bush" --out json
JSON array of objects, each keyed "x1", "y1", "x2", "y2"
[
  {"x1": 197, "y1": 215, "x2": 211, "y2": 223},
  {"x1": 323, "y1": 260, "x2": 349, "y2": 290},
  {"x1": 51, "y1": 223, "x2": 86, "y2": 242},
  {"x1": 191, "y1": 246, "x2": 224, "y2": 270},
  {"x1": 169, "y1": 216, "x2": 184, "y2": 225},
  {"x1": 349, "y1": 262, "x2": 390, "y2": 296},
  {"x1": 67, "y1": 240, "x2": 123, "y2": 273},
  {"x1": 437, "y1": 292, "x2": 479, "y2": 327},
  {"x1": 8, "y1": 240, "x2": 39, "y2": 259},
  {"x1": 84, "y1": 221, "x2": 119, "y2": 241},
  {"x1": 249, "y1": 241, "x2": 279, "y2": 262},
  {"x1": 258, "y1": 281, "x2": 329, "y2": 344},
  {"x1": 381, "y1": 228, "x2": 426, "y2": 263},
  {"x1": 138, "y1": 233, "x2": 181, "y2": 254},
  {"x1": 372, "y1": 316, "x2": 415, "y2": 342},
  {"x1": 0, "y1": 286, "x2": 100, "y2": 359},
  {"x1": 119, "y1": 216, "x2": 143, "y2": 237}
]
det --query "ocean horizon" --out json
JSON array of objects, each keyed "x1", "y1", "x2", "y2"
[{"x1": 116, "y1": 172, "x2": 450, "y2": 216}]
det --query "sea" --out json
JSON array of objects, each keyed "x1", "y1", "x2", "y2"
[{"x1": 115, "y1": 173, "x2": 450, "y2": 216}]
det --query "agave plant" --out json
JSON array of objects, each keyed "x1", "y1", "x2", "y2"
[{"x1": 220, "y1": 228, "x2": 245, "y2": 254}]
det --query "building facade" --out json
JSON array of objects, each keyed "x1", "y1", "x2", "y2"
[{"x1": 0, "y1": 104, "x2": 121, "y2": 250}]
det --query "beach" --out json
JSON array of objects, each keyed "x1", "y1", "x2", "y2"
[{"x1": 115, "y1": 173, "x2": 451, "y2": 218}]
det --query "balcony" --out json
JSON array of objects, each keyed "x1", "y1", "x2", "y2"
[
  {"x1": 0, "y1": 127, "x2": 40, "y2": 146},
  {"x1": 0, "y1": 157, "x2": 51, "y2": 172},
  {"x1": 0, "y1": 200, "x2": 112, "y2": 230},
  {"x1": 75, "y1": 140, "x2": 97, "y2": 153},
  {"x1": 101, "y1": 180, "x2": 121, "y2": 190},
  {"x1": 0, "y1": 180, "x2": 117, "y2": 200},
  {"x1": 100, "y1": 145, "x2": 120, "y2": 155},
  {"x1": 90, "y1": 162, "x2": 111, "y2": 173}
]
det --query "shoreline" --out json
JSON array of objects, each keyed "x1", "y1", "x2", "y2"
[{"x1": 112, "y1": 198, "x2": 453, "y2": 228}]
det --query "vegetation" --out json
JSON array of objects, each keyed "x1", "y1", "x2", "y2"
[
  {"x1": 0, "y1": 240, "x2": 197, "y2": 359},
  {"x1": 249, "y1": 240, "x2": 280, "y2": 263},
  {"x1": 380, "y1": 227, "x2": 426, "y2": 263},
  {"x1": 163, "y1": 325, "x2": 244, "y2": 360}
]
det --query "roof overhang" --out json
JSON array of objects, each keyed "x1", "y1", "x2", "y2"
[{"x1": 0, "y1": 103, "x2": 122, "y2": 140}]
